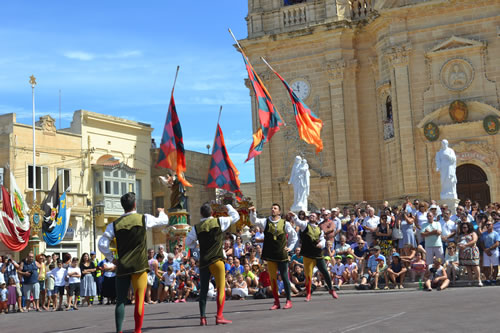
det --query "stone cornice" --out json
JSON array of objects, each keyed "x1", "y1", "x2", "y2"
[{"x1": 326, "y1": 60, "x2": 346, "y2": 81}]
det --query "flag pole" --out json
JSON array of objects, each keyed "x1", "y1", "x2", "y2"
[
  {"x1": 217, "y1": 105, "x2": 223, "y2": 125},
  {"x1": 261, "y1": 57, "x2": 277, "y2": 73},
  {"x1": 29, "y1": 75, "x2": 37, "y2": 204},
  {"x1": 228, "y1": 28, "x2": 245, "y2": 55},
  {"x1": 171, "y1": 65, "x2": 180, "y2": 95}
]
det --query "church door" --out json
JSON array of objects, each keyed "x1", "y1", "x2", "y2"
[{"x1": 456, "y1": 164, "x2": 491, "y2": 207}]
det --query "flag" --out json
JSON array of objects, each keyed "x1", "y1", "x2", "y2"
[
  {"x1": 10, "y1": 171, "x2": 30, "y2": 232},
  {"x1": 242, "y1": 54, "x2": 282, "y2": 162},
  {"x1": 156, "y1": 93, "x2": 192, "y2": 187},
  {"x1": 206, "y1": 124, "x2": 243, "y2": 199},
  {"x1": 41, "y1": 177, "x2": 60, "y2": 233},
  {"x1": 0, "y1": 186, "x2": 30, "y2": 251},
  {"x1": 42, "y1": 192, "x2": 71, "y2": 246},
  {"x1": 271, "y1": 70, "x2": 323, "y2": 153}
]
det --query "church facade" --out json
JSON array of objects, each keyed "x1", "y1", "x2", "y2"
[{"x1": 241, "y1": 0, "x2": 500, "y2": 212}]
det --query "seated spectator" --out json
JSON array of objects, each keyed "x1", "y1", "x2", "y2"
[
  {"x1": 231, "y1": 273, "x2": 248, "y2": 300},
  {"x1": 258, "y1": 263, "x2": 272, "y2": 298},
  {"x1": 344, "y1": 255, "x2": 358, "y2": 284},
  {"x1": 291, "y1": 247, "x2": 303, "y2": 266},
  {"x1": 444, "y1": 242, "x2": 459, "y2": 285},
  {"x1": 409, "y1": 251, "x2": 427, "y2": 282},
  {"x1": 324, "y1": 240, "x2": 335, "y2": 259},
  {"x1": 225, "y1": 273, "x2": 233, "y2": 299},
  {"x1": 160, "y1": 266, "x2": 176, "y2": 303},
  {"x1": 291, "y1": 264, "x2": 306, "y2": 295},
  {"x1": 424, "y1": 257, "x2": 449, "y2": 291},
  {"x1": 357, "y1": 246, "x2": 386, "y2": 290},
  {"x1": 174, "y1": 274, "x2": 190, "y2": 303},
  {"x1": 225, "y1": 256, "x2": 234, "y2": 272},
  {"x1": 385, "y1": 253, "x2": 406, "y2": 289},
  {"x1": 255, "y1": 244, "x2": 263, "y2": 260},
  {"x1": 242, "y1": 264, "x2": 258, "y2": 294},
  {"x1": 330, "y1": 255, "x2": 346, "y2": 290},
  {"x1": 229, "y1": 258, "x2": 244, "y2": 276},
  {"x1": 162, "y1": 253, "x2": 181, "y2": 274},
  {"x1": 352, "y1": 238, "x2": 369, "y2": 276},
  {"x1": 334, "y1": 235, "x2": 352, "y2": 262}
]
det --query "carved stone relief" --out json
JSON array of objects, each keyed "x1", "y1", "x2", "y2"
[{"x1": 440, "y1": 58, "x2": 474, "y2": 92}]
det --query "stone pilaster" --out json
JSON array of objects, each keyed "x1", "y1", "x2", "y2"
[{"x1": 386, "y1": 44, "x2": 418, "y2": 195}]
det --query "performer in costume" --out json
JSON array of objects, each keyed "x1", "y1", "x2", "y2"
[
  {"x1": 186, "y1": 203, "x2": 240, "y2": 326},
  {"x1": 249, "y1": 204, "x2": 298, "y2": 310},
  {"x1": 98, "y1": 192, "x2": 169, "y2": 333},
  {"x1": 290, "y1": 211, "x2": 339, "y2": 301}
]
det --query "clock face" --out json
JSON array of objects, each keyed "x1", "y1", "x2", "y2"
[{"x1": 291, "y1": 80, "x2": 310, "y2": 101}]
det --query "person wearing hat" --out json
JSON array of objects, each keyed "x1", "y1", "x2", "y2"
[
  {"x1": 290, "y1": 211, "x2": 338, "y2": 301},
  {"x1": 357, "y1": 245, "x2": 386, "y2": 290},
  {"x1": 98, "y1": 192, "x2": 170, "y2": 333},
  {"x1": 331, "y1": 255, "x2": 346, "y2": 291},
  {"x1": 249, "y1": 204, "x2": 298, "y2": 310},
  {"x1": 185, "y1": 202, "x2": 240, "y2": 325},
  {"x1": 421, "y1": 211, "x2": 444, "y2": 266},
  {"x1": 344, "y1": 254, "x2": 358, "y2": 283},
  {"x1": 384, "y1": 253, "x2": 407, "y2": 289}
]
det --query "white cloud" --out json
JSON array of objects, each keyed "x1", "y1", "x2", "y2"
[{"x1": 63, "y1": 50, "x2": 143, "y2": 61}]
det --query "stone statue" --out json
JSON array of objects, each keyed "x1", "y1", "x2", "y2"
[
  {"x1": 435, "y1": 139, "x2": 458, "y2": 200},
  {"x1": 449, "y1": 64, "x2": 467, "y2": 88},
  {"x1": 289, "y1": 156, "x2": 310, "y2": 212},
  {"x1": 159, "y1": 173, "x2": 188, "y2": 211}
]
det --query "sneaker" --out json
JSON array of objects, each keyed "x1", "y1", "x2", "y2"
[
  {"x1": 334, "y1": 285, "x2": 340, "y2": 291},
  {"x1": 478, "y1": 281, "x2": 483, "y2": 287},
  {"x1": 399, "y1": 285, "x2": 404, "y2": 289},
  {"x1": 174, "y1": 299, "x2": 181, "y2": 303},
  {"x1": 383, "y1": 286, "x2": 389, "y2": 290},
  {"x1": 180, "y1": 299, "x2": 186, "y2": 303}
]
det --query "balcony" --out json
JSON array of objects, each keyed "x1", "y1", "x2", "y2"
[
  {"x1": 25, "y1": 190, "x2": 90, "y2": 215},
  {"x1": 281, "y1": 2, "x2": 308, "y2": 28}
]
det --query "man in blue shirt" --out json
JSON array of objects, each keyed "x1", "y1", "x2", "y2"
[
  {"x1": 162, "y1": 253, "x2": 180, "y2": 273},
  {"x1": 480, "y1": 220, "x2": 500, "y2": 285},
  {"x1": 19, "y1": 252, "x2": 40, "y2": 312},
  {"x1": 229, "y1": 257, "x2": 244, "y2": 276},
  {"x1": 357, "y1": 246, "x2": 386, "y2": 290}
]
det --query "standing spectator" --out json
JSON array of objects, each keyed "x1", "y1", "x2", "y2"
[
  {"x1": 90, "y1": 251, "x2": 103, "y2": 305},
  {"x1": 7, "y1": 277, "x2": 17, "y2": 313},
  {"x1": 415, "y1": 202, "x2": 428, "y2": 245},
  {"x1": 480, "y1": 219, "x2": 499, "y2": 285},
  {"x1": 421, "y1": 212, "x2": 444, "y2": 266},
  {"x1": 146, "y1": 248, "x2": 158, "y2": 304},
  {"x1": 318, "y1": 214, "x2": 335, "y2": 246},
  {"x1": 440, "y1": 210, "x2": 457, "y2": 252},
  {"x1": 51, "y1": 259, "x2": 67, "y2": 311},
  {"x1": 36, "y1": 254, "x2": 48, "y2": 311},
  {"x1": 45, "y1": 263, "x2": 56, "y2": 311},
  {"x1": 457, "y1": 222, "x2": 482, "y2": 286},
  {"x1": 254, "y1": 226, "x2": 265, "y2": 244},
  {"x1": 424, "y1": 258, "x2": 449, "y2": 291},
  {"x1": 376, "y1": 215, "x2": 393, "y2": 260},
  {"x1": 331, "y1": 208, "x2": 343, "y2": 245},
  {"x1": 233, "y1": 236, "x2": 245, "y2": 259},
  {"x1": 99, "y1": 257, "x2": 116, "y2": 305},
  {"x1": 362, "y1": 207, "x2": 380, "y2": 246},
  {"x1": 19, "y1": 252, "x2": 39, "y2": 312},
  {"x1": 67, "y1": 258, "x2": 81, "y2": 310},
  {"x1": 399, "y1": 212, "x2": 417, "y2": 253},
  {"x1": 79, "y1": 253, "x2": 96, "y2": 307},
  {"x1": 0, "y1": 282, "x2": 7, "y2": 313}
]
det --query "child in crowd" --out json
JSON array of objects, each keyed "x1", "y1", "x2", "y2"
[
  {"x1": 0, "y1": 282, "x2": 7, "y2": 314},
  {"x1": 161, "y1": 266, "x2": 176, "y2": 302},
  {"x1": 51, "y1": 259, "x2": 67, "y2": 311},
  {"x1": 225, "y1": 273, "x2": 233, "y2": 299},
  {"x1": 7, "y1": 277, "x2": 17, "y2": 313},
  {"x1": 331, "y1": 255, "x2": 346, "y2": 290},
  {"x1": 45, "y1": 263, "x2": 56, "y2": 310},
  {"x1": 444, "y1": 242, "x2": 459, "y2": 285},
  {"x1": 410, "y1": 252, "x2": 427, "y2": 282},
  {"x1": 67, "y1": 257, "x2": 81, "y2": 310},
  {"x1": 425, "y1": 257, "x2": 450, "y2": 291},
  {"x1": 175, "y1": 274, "x2": 189, "y2": 303},
  {"x1": 231, "y1": 273, "x2": 248, "y2": 300},
  {"x1": 344, "y1": 254, "x2": 358, "y2": 284}
]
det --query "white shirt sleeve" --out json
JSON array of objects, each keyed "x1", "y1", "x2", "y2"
[
  {"x1": 145, "y1": 211, "x2": 169, "y2": 229},
  {"x1": 219, "y1": 204, "x2": 240, "y2": 232},
  {"x1": 249, "y1": 211, "x2": 267, "y2": 230},
  {"x1": 317, "y1": 230, "x2": 326, "y2": 249},
  {"x1": 285, "y1": 221, "x2": 298, "y2": 250},
  {"x1": 185, "y1": 227, "x2": 198, "y2": 249},
  {"x1": 292, "y1": 215, "x2": 308, "y2": 232},
  {"x1": 98, "y1": 223, "x2": 115, "y2": 261}
]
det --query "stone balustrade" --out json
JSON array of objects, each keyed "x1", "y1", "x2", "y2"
[
  {"x1": 351, "y1": 0, "x2": 374, "y2": 20},
  {"x1": 282, "y1": 3, "x2": 308, "y2": 28}
]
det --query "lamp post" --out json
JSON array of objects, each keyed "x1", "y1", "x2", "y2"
[
  {"x1": 30, "y1": 75, "x2": 37, "y2": 204},
  {"x1": 92, "y1": 202, "x2": 105, "y2": 253}
]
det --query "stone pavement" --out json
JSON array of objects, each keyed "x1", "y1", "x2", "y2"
[{"x1": 0, "y1": 286, "x2": 497, "y2": 333}]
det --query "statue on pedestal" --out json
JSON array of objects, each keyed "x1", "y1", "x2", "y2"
[
  {"x1": 435, "y1": 139, "x2": 458, "y2": 200},
  {"x1": 289, "y1": 156, "x2": 310, "y2": 212},
  {"x1": 159, "y1": 173, "x2": 188, "y2": 212}
]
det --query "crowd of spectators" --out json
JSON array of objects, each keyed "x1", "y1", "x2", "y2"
[{"x1": 1, "y1": 198, "x2": 499, "y2": 313}]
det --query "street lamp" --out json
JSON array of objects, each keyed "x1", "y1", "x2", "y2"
[{"x1": 92, "y1": 201, "x2": 105, "y2": 252}]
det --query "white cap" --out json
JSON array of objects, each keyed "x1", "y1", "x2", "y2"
[
  {"x1": 332, "y1": 207, "x2": 339, "y2": 212},
  {"x1": 325, "y1": 210, "x2": 331, "y2": 214},
  {"x1": 430, "y1": 204, "x2": 438, "y2": 209}
]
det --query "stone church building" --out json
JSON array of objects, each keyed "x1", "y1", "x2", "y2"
[{"x1": 241, "y1": 0, "x2": 500, "y2": 212}]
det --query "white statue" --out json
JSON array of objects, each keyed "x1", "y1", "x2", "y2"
[
  {"x1": 435, "y1": 139, "x2": 458, "y2": 200},
  {"x1": 289, "y1": 156, "x2": 310, "y2": 212}
]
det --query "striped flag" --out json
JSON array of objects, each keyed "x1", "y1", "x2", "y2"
[
  {"x1": 242, "y1": 54, "x2": 282, "y2": 162},
  {"x1": 206, "y1": 124, "x2": 243, "y2": 199},
  {"x1": 272, "y1": 70, "x2": 323, "y2": 153},
  {"x1": 156, "y1": 93, "x2": 192, "y2": 187},
  {"x1": 0, "y1": 186, "x2": 30, "y2": 251}
]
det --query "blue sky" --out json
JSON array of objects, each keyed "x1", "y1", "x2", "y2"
[{"x1": 0, "y1": 1, "x2": 255, "y2": 182}]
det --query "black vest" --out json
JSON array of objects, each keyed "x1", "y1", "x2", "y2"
[
  {"x1": 195, "y1": 217, "x2": 225, "y2": 269},
  {"x1": 262, "y1": 218, "x2": 288, "y2": 262},
  {"x1": 300, "y1": 224, "x2": 323, "y2": 259},
  {"x1": 113, "y1": 213, "x2": 148, "y2": 276}
]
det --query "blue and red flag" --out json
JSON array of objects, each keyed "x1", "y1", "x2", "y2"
[
  {"x1": 206, "y1": 124, "x2": 243, "y2": 199},
  {"x1": 242, "y1": 54, "x2": 283, "y2": 162},
  {"x1": 272, "y1": 70, "x2": 323, "y2": 153},
  {"x1": 156, "y1": 93, "x2": 192, "y2": 187}
]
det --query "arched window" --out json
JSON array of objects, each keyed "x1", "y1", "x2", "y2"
[{"x1": 385, "y1": 96, "x2": 392, "y2": 121}]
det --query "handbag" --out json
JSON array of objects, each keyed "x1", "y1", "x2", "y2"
[
  {"x1": 392, "y1": 227, "x2": 403, "y2": 240},
  {"x1": 147, "y1": 272, "x2": 155, "y2": 286}
]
